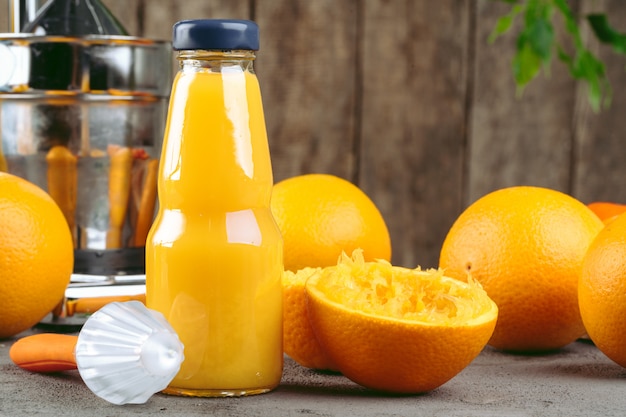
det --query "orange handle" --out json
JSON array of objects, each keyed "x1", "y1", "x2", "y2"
[
  {"x1": 66, "y1": 294, "x2": 146, "y2": 316},
  {"x1": 10, "y1": 334, "x2": 78, "y2": 373}
]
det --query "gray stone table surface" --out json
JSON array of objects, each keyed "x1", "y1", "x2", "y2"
[{"x1": 1, "y1": 329, "x2": 626, "y2": 417}]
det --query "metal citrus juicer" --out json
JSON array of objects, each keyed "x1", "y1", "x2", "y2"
[
  {"x1": 3, "y1": 3, "x2": 187, "y2": 403},
  {"x1": 0, "y1": 0, "x2": 172, "y2": 328}
]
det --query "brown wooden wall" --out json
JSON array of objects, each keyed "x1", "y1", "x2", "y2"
[{"x1": 2, "y1": 0, "x2": 626, "y2": 268}]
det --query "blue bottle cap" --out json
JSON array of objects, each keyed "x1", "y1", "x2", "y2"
[{"x1": 172, "y1": 19, "x2": 259, "y2": 51}]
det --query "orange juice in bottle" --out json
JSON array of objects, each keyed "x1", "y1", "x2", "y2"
[{"x1": 146, "y1": 19, "x2": 283, "y2": 397}]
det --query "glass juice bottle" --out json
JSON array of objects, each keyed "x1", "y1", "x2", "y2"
[{"x1": 145, "y1": 19, "x2": 284, "y2": 397}]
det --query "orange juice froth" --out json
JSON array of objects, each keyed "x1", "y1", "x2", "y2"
[{"x1": 146, "y1": 64, "x2": 283, "y2": 396}]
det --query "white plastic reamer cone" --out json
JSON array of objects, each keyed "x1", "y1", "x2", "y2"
[{"x1": 74, "y1": 301, "x2": 184, "y2": 405}]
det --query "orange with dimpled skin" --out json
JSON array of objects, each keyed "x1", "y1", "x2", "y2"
[
  {"x1": 440, "y1": 186, "x2": 603, "y2": 352},
  {"x1": 0, "y1": 172, "x2": 74, "y2": 339},
  {"x1": 579, "y1": 212, "x2": 626, "y2": 368}
]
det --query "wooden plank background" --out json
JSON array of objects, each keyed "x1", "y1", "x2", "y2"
[{"x1": 1, "y1": 0, "x2": 626, "y2": 268}]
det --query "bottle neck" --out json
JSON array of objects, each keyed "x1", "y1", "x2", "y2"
[
  {"x1": 161, "y1": 48, "x2": 271, "y2": 211},
  {"x1": 177, "y1": 50, "x2": 256, "y2": 73}
]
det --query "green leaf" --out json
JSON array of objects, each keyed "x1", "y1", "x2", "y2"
[
  {"x1": 488, "y1": 4, "x2": 525, "y2": 43},
  {"x1": 488, "y1": 15, "x2": 515, "y2": 43},
  {"x1": 509, "y1": 0, "x2": 555, "y2": 92},
  {"x1": 488, "y1": 0, "x2": 614, "y2": 111},
  {"x1": 513, "y1": 39, "x2": 543, "y2": 88},
  {"x1": 557, "y1": 45, "x2": 610, "y2": 111},
  {"x1": 552, "y1": 0, "x2": 578, "y2": 33},
  {"x1": 556, "y1": 45, "x2": 573, "y2": 67},
  {"x1": 577, "y1": 51, "x2": 610, "y2": 110},
  {"x1": 587, "y1": 14, "x2": 626, "y2": 55},
  {"x1": 526, "y1": 14, "x2": 554, "y2": 62}
]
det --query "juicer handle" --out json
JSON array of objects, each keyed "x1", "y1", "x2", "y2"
[
  {"x1": 66, "y1": 293, "x2": 146, "y2": 316},
  {"x1": 10, "y1": 333, "x2": 78, "y2": 373}
]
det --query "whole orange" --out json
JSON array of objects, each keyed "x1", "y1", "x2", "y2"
[
  {"x1": 579, "y1": 212, "x2": 626, "y2": 367},
  {"x1": 270, "y1": 174, "x2": 391, "y2": 272},
  {"x1": 439, "y1": 186, "x2": 603, "y2": 352},
  {"x1": 587, "y1": 201, "x2": 626, "y2": 224},
  {"x1": 305, "y1": 250, "x2": 497, "y2": 393},
  {"x1": 0, "y1": 172, "x2": 74, "y2": 338}
]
